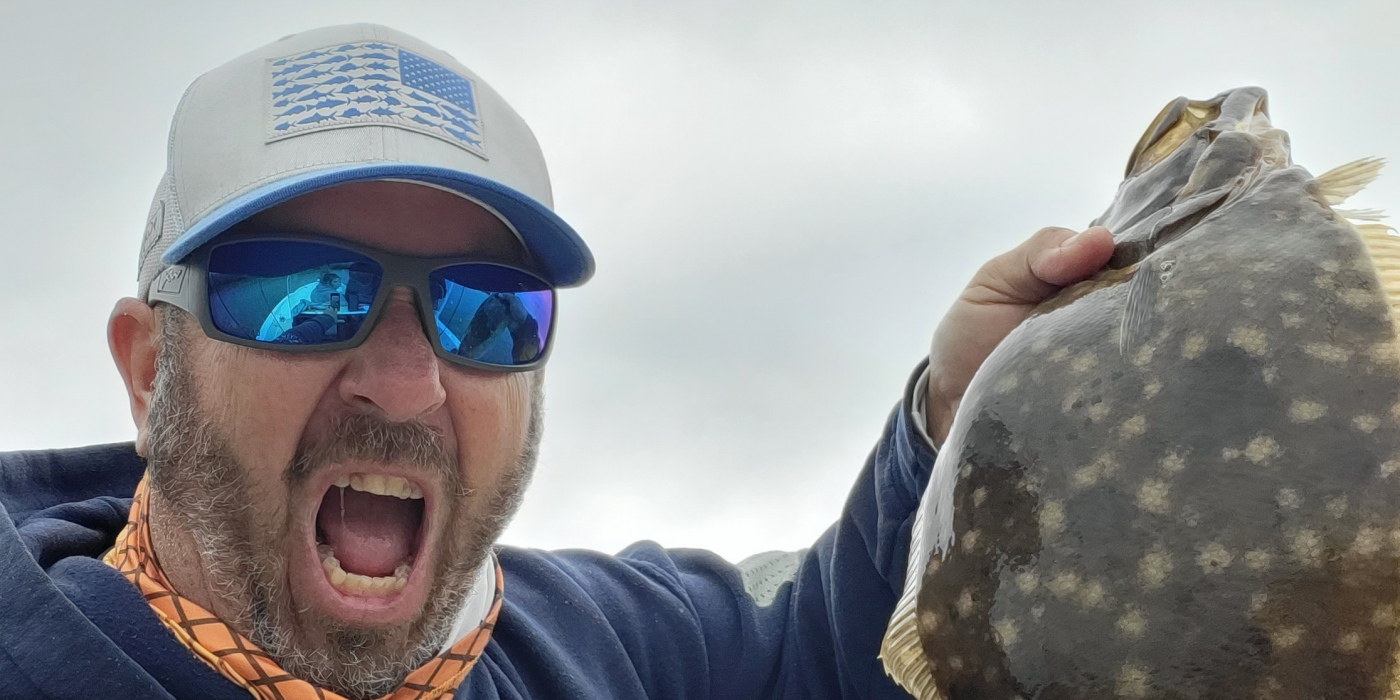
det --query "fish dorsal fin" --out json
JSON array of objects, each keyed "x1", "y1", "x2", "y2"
[{"x1": 1315, "y1": 157, "x2": 1386, "y2": 205}]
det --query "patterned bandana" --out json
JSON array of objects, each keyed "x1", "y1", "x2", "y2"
[{"x1": 104, "y1": 476, "x2": 502, "y2": 700}]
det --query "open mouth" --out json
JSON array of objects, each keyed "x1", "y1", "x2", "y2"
[{"x1": 314, "y1": 474, "x2": 427, "y2": 597}]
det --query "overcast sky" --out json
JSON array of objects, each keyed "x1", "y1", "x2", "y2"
[{"x1": 1, "y1": 1, "x2": 1396, "y2": 561}]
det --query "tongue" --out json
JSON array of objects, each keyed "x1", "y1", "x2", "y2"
[{"x1": 317, "y1": 487, "x2": 422, "y2": 577}]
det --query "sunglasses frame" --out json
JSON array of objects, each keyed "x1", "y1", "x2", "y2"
[{"x1": 146, "y1": 233, "x2": 557, "y2": 373}]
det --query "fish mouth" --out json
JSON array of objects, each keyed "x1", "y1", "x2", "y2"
[
  {"x1": 293, "y1": 466, "x2": 441, "y2": 624},
  {"x1": 1100, "y1": 87, "x2": 1288, "y2": 271}
]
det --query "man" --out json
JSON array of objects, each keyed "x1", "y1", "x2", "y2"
[{"x1": 0, "y1": 24, "x2": 1112, "y2": 699}]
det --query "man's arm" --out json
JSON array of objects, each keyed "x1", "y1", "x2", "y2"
[{"x1": 479, "y1": 226, "x2": 1114, "y2": 698}]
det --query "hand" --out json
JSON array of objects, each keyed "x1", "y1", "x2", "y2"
[{"x1": 925, "y1": 226, "x2": 1115, "y2": 445}]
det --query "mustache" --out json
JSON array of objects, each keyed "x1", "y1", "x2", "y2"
[{"x1": 287, "y1": 413, "x2": 463, "y2": 496}]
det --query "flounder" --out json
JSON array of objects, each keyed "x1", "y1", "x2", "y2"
[{"x1": 881, "y1": 87, "x2": 1398, "y2": 699}]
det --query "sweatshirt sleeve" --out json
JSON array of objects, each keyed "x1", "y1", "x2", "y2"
[
  {"x1": 488, "y1": 361, "x2": 939, "y2": 699},
  {"x1": 683, "y1": 359, "x2": 939, "y2": 699}
]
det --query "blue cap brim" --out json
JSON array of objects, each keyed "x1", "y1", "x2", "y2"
[{"x1": 160, "y1": 164, "x2": 594, "y2": 287}]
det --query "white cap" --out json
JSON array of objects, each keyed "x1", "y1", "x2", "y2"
[{"x1": 136, "y1": 23, "x2": 593, "y2": 300}]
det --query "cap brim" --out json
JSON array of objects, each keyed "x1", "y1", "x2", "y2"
[{"x1": 160, "y1": 164, "x2": 594, "y2": 287}]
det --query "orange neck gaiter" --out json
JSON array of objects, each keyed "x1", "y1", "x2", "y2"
[{"x1": 104, "y1": 476, "x2": 502, "y2": 700}]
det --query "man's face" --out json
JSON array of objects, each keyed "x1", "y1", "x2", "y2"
[{"x1": 139, "y1": 182, "x2": 540, "y2": 697}]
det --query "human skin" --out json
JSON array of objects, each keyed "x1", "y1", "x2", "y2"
[
  {"x1": 107, "y1": 178, "x2": 1111, "y2": 685},
  {"x1": 925, "y1": 225, "x2": 1116, "y2": 444},
  {"x1": 107, "y1": 181, "x2": 537, "y2": 677}
]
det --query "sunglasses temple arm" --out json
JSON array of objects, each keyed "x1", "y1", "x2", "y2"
[{"x1": 145, "y1": 264, "x2": 200, "y2": 315}]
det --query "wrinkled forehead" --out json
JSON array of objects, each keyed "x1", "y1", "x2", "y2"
[{"x1": 223, "y1": 180, "x2": 527, "y2": 261}]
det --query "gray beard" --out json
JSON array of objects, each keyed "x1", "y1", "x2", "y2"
[{"x1": 143, "y1": 307, "x2": 541, "y2": 699}]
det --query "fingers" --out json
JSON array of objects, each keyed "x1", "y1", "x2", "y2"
[
  {"x1": 1030, "y1": 226, "x2": 1115, "y2": 287},
  {"x1": 963, "y1": 226, "x2": 1115, "y2": 307}
]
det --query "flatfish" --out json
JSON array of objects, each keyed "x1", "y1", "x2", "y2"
[{"x1": 881, "y1": 86, "x2": 1398, "y2": 700}]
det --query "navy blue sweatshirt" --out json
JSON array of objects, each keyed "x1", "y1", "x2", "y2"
[{"x1": 0, "y1": 366, "x2": 935, "y2": 699}]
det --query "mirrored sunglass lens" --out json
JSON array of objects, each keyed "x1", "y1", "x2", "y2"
[
  {"x1": 429, "y1": 264, "x2": 554, "y2": 366},
  {"x1": 207, "y1": 241, "x2": 383, "y2": 345}
]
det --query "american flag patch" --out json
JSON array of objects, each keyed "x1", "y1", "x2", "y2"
[{"x1": 265, "y1": 42, "x2": 486, "y2": 158}]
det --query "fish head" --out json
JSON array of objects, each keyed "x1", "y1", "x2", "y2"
[{"x1": 1095, "y1": 87, "x2": 1291, "y2": 268}]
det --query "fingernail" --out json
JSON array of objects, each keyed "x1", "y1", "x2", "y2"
[
  {"x1": 1059, "y1": 229, "x2": 1087, "y2": 248},
  {"x1": 1061, "y1": 226, "x2": 1105, "y2": 248}
]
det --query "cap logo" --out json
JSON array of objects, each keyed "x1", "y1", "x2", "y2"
[
  {"x1": 266, "y1": 42, "x2": 486, "y2": 159},
  {"x1": 139, "y1": 199, "x2": 165, "y2": 263}
]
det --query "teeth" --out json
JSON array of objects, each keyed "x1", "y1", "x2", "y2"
[
  {"x1": 332, "y1": 475, "x2": 350, "y2": 488},
  {"x1": 317, "y1": 546, "x2": 409, "y2": 595},
  {"x1": 345, "y1": 473, "x2": 421, "y2": 499}
]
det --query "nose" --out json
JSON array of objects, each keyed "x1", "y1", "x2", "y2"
[{"x1": 338, "y1": 288, "x2": 446, "y2": 422}]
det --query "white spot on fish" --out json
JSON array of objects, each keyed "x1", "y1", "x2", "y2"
[
  {"x1": 1070, "y1": 352, "x2": 1099, "y2": 374},
  {"x1": 1373, "y1": 605, "x2": 1396, "y2": 628},
  {"x1": 1137, "y1": 479, "x2": 1171, "y2": 514},
  {"x1": 1142, "y1": 380, "x2": 1162, "y2": 399},
  {"x1": 1117, "y1": 662, "x2": 1151, "y2": 698},
  {"x1": 1197, "y1": 542, "x2": 1234, "y2": 573},
  {"x1": 1047, "y1": 570, "x2": 1082, "y2": 599},
  {"x1": 1117, "y1": 607, "x2": 1148, "y2": 639},
  {"x1": 1261, "y1": 366, "x2": 1279, "y2": 385},
  {"x1": 1280, "y1": 312, "x2": 1305, "y2": 328},
  {"x1": 1228, "y1": 327, "x2": 1270, "y2": 357},
  {"x1": 1288, "y1": 399, "x2": 1328, "y2": 422},
  {"x1": 1132, "y1": 345, "x2": 1156, "y2": 367},
  {"x1": 918, "y1": 609, "x2": 941, "y2": 632},
  {"x1": 1138, "y1": 544, "x2": 1172, "y2": 589},
  {"x1": 1276, "y1": 488, "x2": 1302, "y2": 509},
  {"x1": 1369, "y1": 343, "x2": 1398, "y2": 366},
  {"x1": 1270, "y1": 625, "x2": 1305, "y2": 650},
  {"x1": 994, "y1": 374, "x2": 1019, "y2": 394},
  {"x1": 1304, "y1": 343, "x2": 1353, "y2": 364},
  {"x1": 1243, "y1": 435, "x2": 1282, "y2": 465},
  {"x1": 1073, "y1": 455, "x2": 1119, "y2": 489},
  {"x1": 1340, "y1": 288, "x2": 1377, "y2": 309},
  {"x1": 1039, "y1": 500, "x2": 1066, "y2": 535},
  {"x1": 1118, "y1": 415, "x2": 1147, "y2": 439},
  {"x1": 1325, "y1": 495, "x2": 1348, "y2": 518},
  {"x1": 1159, "y1": 452, "x2": 1187, "y2": 474},
  {"x1": 1182, "y1": 333, "x2": 1208, "y2": 360},
  {"x1": 956, "y1": 588, "x2": 976, "y2": 617},
  {"x1": 1353, "y1": 527, "x2": 1384, "y2": 556},
  {"x1": 993, "y1": 618, "x2": 1020, "y2": 646},
  {"x1": 1245, "y1": 549, "x2": 1273, "y2": 571},
  {"x1": 1016, "y1": 570, "x2": 1039, "y2": 593},
  {"x1": 1288, "y1": 529, "x2": 1325, "y2": 567},
  {"x1": 1382, "y1": 459, "x2": 1400, "y2": 479},
  {"x1": 1250, "y1": 592, "x2": 1270, "y2": 613},
  {"x1": 1353, "y1": 414, "x2": 1382, "y2": 433},
  {"x1": 961, "y1": 529, "x2": 981, "y2": 552},
  {"x1": 1079, "y1": 579, "x2": 1108, "y2": 608}
]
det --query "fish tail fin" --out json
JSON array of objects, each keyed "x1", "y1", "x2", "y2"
[
  {"x1": 880, "y1": 453, "x2": 955, "y2": 699},
  {"x1": 1315, "y1": 157, "x2": 1386, "y2": 206},
  {"x1": 1356, "y1": 223, "x2": 1400, "y2": 323},
  {"x1": 879, "y1": 587, "x2": 942, "y2": 699}
]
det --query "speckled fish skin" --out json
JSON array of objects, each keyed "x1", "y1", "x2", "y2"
[{"x1": 911, "y1": 87, "x2": 1400, "y2": 699}]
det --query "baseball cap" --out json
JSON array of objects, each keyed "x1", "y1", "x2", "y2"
[{"x1": 136, "y1": 23, "x2": 593, "y2": 301}]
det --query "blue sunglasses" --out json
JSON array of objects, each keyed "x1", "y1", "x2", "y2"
[{"x1": 147, "y1": 235, "x2": 556, "y2": 372}]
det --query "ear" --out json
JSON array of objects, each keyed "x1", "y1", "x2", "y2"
[{"x1": 109, "y1": 298, "x2": 160, "y2": 456}]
